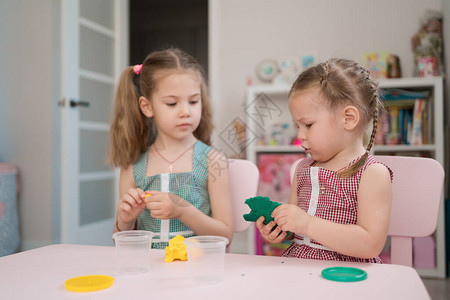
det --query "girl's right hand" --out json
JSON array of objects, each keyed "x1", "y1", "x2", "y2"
[
  {"x1": 117, "y1": 188, "x2": 147, "y2": 228},
  {"x1": 256, "y1": 216, "x2": 287, "y2": 244}
]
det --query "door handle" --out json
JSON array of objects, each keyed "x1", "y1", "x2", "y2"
[{"x1": 70, "y1": 99, "x2": 90, "y2": 108}]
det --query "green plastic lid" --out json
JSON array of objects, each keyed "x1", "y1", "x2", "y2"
[{"x1": 321, "y1": 267, "x2": 367, "y2": 282}]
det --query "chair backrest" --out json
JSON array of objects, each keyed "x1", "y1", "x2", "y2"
[
  {"x1": 375, "y1": 155, "x2": 444, "y2": 266},
  {"x1": 290, "y1": 156, "x2": 444, "y2": 267},
  {"x1": 228, "y1": 159, "x2": 260, "y2": 233}
]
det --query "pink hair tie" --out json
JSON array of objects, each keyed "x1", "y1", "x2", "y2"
[{"x1": 133, "y1": 64, "x2": 143, "y2": 75}]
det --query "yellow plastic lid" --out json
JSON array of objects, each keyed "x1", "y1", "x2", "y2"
[{"x1": 65, "y1": 275, "x2": 114, "y2": 292}]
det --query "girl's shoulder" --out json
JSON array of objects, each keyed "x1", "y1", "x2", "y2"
[
  {"x1": 363, "y1": 155, "x2": 394, "y2": 182},
  {"x1": 206, "y1": 147, "x2": 228, "y2": 169},
  {"x1": 193, "y1": 140, "x2": 211, "y2": 159},
  {"x1": 192, "y1": 140, "x2": 226, "y2": 163},
  {"x1": 191, "y1": 141, "x2": 228, "y2": 175}
]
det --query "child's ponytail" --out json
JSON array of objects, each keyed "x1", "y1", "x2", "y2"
[{"x1": 108, "y1": 67, "x2": 149, "y2": 168}]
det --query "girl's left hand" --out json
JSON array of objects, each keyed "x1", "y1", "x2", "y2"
[
  {"x1": 143, "y1": 191, "x2": 190, "y2": 219},
  {"x1": 272, "y1": 204, "x2": 310, "y2": 234}
]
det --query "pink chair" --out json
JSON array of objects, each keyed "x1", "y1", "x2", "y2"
[
  {"x1": 290, "y1": 156, "x2": 444, "y2": 267},
  {"x1": 375, "y1": 155, "x2": 444, "y2": 267},
  {"x1": 228, "y1": 159, "x2": 260, "y2": 233}
]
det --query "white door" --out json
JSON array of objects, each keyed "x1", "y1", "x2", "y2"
[{"x1": 60, "y1": 0, "x2": 128, "y2": 245}]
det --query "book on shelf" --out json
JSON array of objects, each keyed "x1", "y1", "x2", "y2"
[
  {"x1": 376, "y1": 89, "x2": 431, "y2": 146},
  {"x1": 410, "y1": 98, "x2": 425, "y2": 145}
]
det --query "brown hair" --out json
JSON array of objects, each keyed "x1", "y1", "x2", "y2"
[
  {"x1": 289, "y1": 58, "x2": 383, "y2": 177},
  {"x1": 108, "y1": 48, "x2": 213, "y2": 168}
]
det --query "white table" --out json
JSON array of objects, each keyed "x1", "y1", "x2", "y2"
[{"x1": 0, "y1": 244, "x2": 429, "y2": 299}]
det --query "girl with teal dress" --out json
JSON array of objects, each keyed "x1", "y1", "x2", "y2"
[{"x1": 109, "y1": 48, "x2": 233, "y2": 248}]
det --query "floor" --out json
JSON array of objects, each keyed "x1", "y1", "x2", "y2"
[{"x1": 422, "y1": 277, "x2": 450, "y2": 299}]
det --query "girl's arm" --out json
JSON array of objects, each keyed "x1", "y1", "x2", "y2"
[
  {"x1": 113, "y1": 165, "x2": 147, "y2": 234},
  {"x1": 174, "y1": 149, "x2": 234, "y2": 242},
  {"x1": 274, "y1": 163, "x2": 392, "y2": 259}
]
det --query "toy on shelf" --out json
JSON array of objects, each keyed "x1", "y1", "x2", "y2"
[
  {"x1": 269, "y1": 122, "x2": 294, "y2": 145},
  {"x1": 255, "y1": 55, "x2": 316, "y2": 85},
  {"x1": 361, "y1": 51, "x2": 390, "y2": 79},
  {"x1": 418, "y1": 57, "x2": 438, "y2": 77},
  {"x1": 292, "y1": 138, "x2": 302, "y2": 146},
  {"x1": 412, "y1": 10, "x2": 444, "y2": 77},
  {"x1": 386, "y1": 54, "x2": 402, "y2": 78},
  {"x1": 255, "y1": 59, "x2": 279, "y2": 83},
  {"x1": 243, "y1": 196, "x2": 290, "y2": 236},
  {"x1": 273, "y1": 56, "x2": 299, "y2": 85},
  {"x1": 300, "y1": 54, "x2": 315, "y2": 70},
  {"x1": 165, "y1": 234, "x2": 188, "y2": 263}
]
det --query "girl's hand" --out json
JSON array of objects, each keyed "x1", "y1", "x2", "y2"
[
  {"x1": 144, "y1": 191, "x2": 190, "y2": 219},
  {"x1": 272, "y1": 204, "x2": 310, "y2": 234},
  {"x1": 256, "y1": 216, "x2": 287, "y2": 244},
  {"x1": 117, "y1": 188, "x2": 147, "y2": 227}
]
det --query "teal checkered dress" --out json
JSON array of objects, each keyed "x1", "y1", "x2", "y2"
[{"x1": 133, "y1": 140, "x2": 211, "y2": 249}]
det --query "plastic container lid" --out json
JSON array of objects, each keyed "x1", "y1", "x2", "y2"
[
  {"x1": 321, "y1": 267, "x2": 367, "y2": 282},
  {"x1": 65, "y1": 275, "x2": 114, "y2": 292}
]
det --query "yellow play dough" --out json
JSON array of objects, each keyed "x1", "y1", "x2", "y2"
[{"x1": 165, "y1": 234, "x2": 188, "y2": 263}]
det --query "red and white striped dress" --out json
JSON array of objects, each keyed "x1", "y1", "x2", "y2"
[{"x1": 282, "y1": 155, "x2": 393, "y2": 263}]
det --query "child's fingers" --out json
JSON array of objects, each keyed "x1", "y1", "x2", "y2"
[
  {"x1": 271, "y1": 204, "x2": 285, "y2": 219},
  {"x1": 146, "y1": 190, "x2": 162, "y2": 196},
  {"x1": 118, "y1": 201, "x2": 132, "y2": 214},
  {"x1": 127, "y1": 188, "x2": 143, "y2": 204},
  {"x1": 255, "y1": 216, "x2": 265, "y2": 229},
  {"x1": 146, "y1": 200, "x2": 164, "y2": 211},
  {"x1": 149, "y1": 209, "x2": 164, "y2": 219},
  {"x1": 274, "y1": 215, "x2": 287, "y2": 227},
  {"x1": 144, "y1": 193, "x2": 164, "y2": 204},
  {"x1": 272, "y1": 230, "x2": 287, "y2": 243},
  {"x1": 260, "y1": 221, "x2": 276, "y2": 236},
  {"x1": 272, "y1": 206, "x2": 280, "y2": 217},
  {"x1": 148, "y1": 205, "x2": 169, "y2": 219},
  {"x1": 267, "y1": 225, "x2": 282, "y2": 240},
  {"x1": 122, "y1": 193, "x2": 140, "y2": 207},
  {"x1": 136, "y1": 188, "x2": 146, "y2": 200}
]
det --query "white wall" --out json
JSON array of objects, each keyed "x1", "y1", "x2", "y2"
[
  {"x1": 0, "y1": 0, "x2": 61, "y2": 250},
  {"x1": 210, "y1": 0, "x2": 442, "y2": 154}
]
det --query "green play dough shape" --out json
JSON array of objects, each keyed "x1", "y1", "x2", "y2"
[{"x1": 243, "y1": 196, "x2": 290, "y2": 236}]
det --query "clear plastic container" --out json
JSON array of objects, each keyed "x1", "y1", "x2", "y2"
[
  {"x1": 112, "y1": 230, "x2": 153, "y2": 275},
  {"x1": 184, "y1": 236, "x2": 229, "y2": 285}
]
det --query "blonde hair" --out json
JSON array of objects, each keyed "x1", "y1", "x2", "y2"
[
  {"x1": 289, "y1": 58, "x2": 383, "y2": 177},
  {"x1": 108, "y1": 48, "x2": 213, "y2": 168}
]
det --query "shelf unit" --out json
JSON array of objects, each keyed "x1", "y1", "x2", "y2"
[{"x1": 245, "y1": 77, "x2": 446, "y2": 278}]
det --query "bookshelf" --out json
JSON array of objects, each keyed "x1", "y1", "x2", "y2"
[{"x1": 244, "y1": 77, "x2": 446, "y2": 278}]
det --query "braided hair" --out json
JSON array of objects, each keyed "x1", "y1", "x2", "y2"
[{"x1": 290, "y1": 58, "x2": 383, "y2": 177}]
